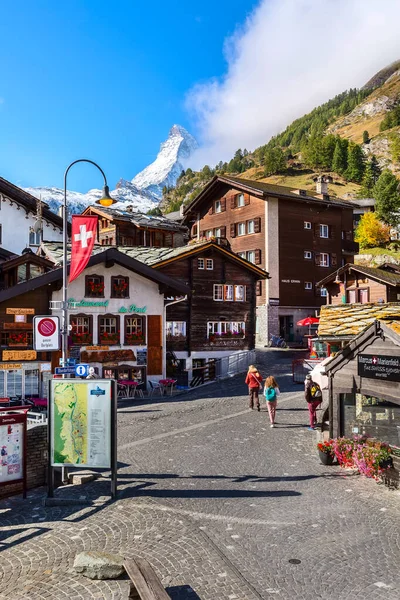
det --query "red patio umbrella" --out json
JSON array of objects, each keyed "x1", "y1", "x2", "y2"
[{"x1": 297, "y1": 316, "x2": 320, "y2": 336}]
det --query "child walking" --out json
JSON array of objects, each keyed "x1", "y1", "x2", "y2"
[
  {"x1": 245, "y1": 365, "x2": 263, "y2": 411},
  {"x1": 264, "y1": 376, "x2": 280, "y2": 427}
]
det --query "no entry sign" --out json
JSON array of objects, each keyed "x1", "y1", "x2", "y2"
[{"x1": 33, "y1": 316, "x2": 60, "y2": 351}]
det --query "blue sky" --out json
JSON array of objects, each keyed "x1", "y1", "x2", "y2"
[{"x1": 0, "y1": 0, "x2": 258, "y2": 192}]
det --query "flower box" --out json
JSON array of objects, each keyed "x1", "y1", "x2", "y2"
[
  {"x1": 125, "y1": 335, "x2": 145, "y2": 345},
  {"x1": 71, "y1": 333, "x2": 92, "y2": 345},
  {"x1": 99, "y1": 333, "x2": 120, "y2": 345}
]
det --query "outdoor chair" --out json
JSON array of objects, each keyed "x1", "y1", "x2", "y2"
[{"x1": 148, "y1": 380, "x2": 163, "y2": 398}]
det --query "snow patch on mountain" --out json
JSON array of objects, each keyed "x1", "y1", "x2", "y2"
[{"x1": 131, "y1": 124, "x2": 198, "y2": 198}]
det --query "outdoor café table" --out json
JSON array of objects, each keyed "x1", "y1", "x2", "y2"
[
  {"x1": 118, "y1": 380, "x2": 140, "y2": 399},
  {"x1": 159, "y1": 379, "x2": 177, "y2": 396}
]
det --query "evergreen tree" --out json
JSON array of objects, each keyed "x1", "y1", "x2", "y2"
[
  {"x1": 370, "y1": 155, "x2": 381, "y2": 183},
  {"x1": 358, "y1": 162, "x2": 375, "y2": 197},
  {"x1": 320, "y1": 134, "x2": 337, "y2": 170},
  {"x1": 373, "y1": 169, "x2": 400, "y2": 226},
  {"x1": 345, "y1": 142, "x2": 365, "y2": 183},
  {"x1": 264, "y1": 147, "x2": 286, "y2": 176},
  {"x1": 362, "y1": 130, "x2": 370, "y2": 144},
  {"x1": 331, "y1": 139, "x2": 347, "y2": 175}
]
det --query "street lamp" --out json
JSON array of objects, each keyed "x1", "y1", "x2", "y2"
[{"x1": 61, "y1": 159, "x2": 116, "y2": 366}]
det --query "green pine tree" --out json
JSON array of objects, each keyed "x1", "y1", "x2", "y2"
[
  {"x1": 362, "y1": 130, "x2": 370, "y2": 144},
  {"x1": 345, "y1": 142, "x2": 365, "y2": 183},
  {"x1": 264, "y1": 147, "x2": 286, "y2": 176},
  {"x1": 357, "y1": 162, "x2": 375, "y2": 197},
  {"x1": 331, "y1": 139, "x2": 347, "y2": 175},
  {"x1": 370, "y1": 155, "x2": 381, "y2": 183},
  {"x1": 373, "y1": 170, "x2": 400, "y2": 226}
]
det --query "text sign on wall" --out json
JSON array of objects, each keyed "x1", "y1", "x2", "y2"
[
  {"x1": 6, "y1": 308, "x2": 35, "y2": 315},
  {"x1": 33, "y1": 316, "x2": 60, "y2": 351},
  {"x1": 358, "y1": 354, "x2": 400, "y2": 383},
  {"x1": 50, "y1": 379, "x2": 112, "y2": 468},
  {"x1": 0, "y1": 414, "x2": 24, "y2": 484},
  {"x1": 3, "y1": 350, "x2": 37, "y2": 361}
]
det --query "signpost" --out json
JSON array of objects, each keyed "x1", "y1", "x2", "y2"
[
  {"x1": 33, "y1": 316, "x2": 60, "y2": 351},
  {"x1": 75, "y1": 364, "x2": 90, "y2": 378},
  {"x1": 358, "y1": 354, "x2": 400, "y2": 382},
  {"x1": 55, "y1": 366, "x2": 76, "y2": 375},
  {"x1": 0, "y1": 409, "x2": 27, "y2": 498},
  {"x1": 48, "y1": 379, "x2": 117, "y2": 498}
]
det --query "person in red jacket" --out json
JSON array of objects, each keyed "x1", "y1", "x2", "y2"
[{"x1": 245, "y1": 365, "x2": 263, "y2": 411}]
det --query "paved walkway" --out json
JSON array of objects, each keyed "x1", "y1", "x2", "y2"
[{"x1": 0, "y1": 350, "x2": 400, "y2": 599}]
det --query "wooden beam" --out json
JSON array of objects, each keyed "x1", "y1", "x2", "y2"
[{"x1": 124, "y1": 558, "x2": 170, "y2": 600}]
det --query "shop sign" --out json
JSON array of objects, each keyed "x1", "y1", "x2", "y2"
[
  {"x1": 118, "y1": 304, "x2": 147, "y2": 314},
  {"x1": 6, "y1": 308, "x2": 35, "y2": 315},
  {"x1": 3, "y1": 350, "x2": 37, "y2": 361},
  {"x1": 4, "y1": 323, "x2": 33, "y2": 330},
  {"x1": 86, "y1": 346, "x2": 109, "y2": 351},
  {"x1": 358, "y1": 354, "x2": 400, "y2": 383},
  {"x1": 269, "y1": 298, "x2": 280, "y2": 306},
  {"x1": 281, "y1": 279, "x2": 301, "y2": 284},
  {"x1": 0, "y1": 363, "x2": 22, "y2": 370},
  {"x1": 68, "y1": 298, "x2": 147, "y2": 313},
  {"x1": 81, "y1": 349, "x2": 136, "y2": 363}
]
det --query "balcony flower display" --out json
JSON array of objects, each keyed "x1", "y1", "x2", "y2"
[
  {"x1": 9, "y1": 331, "x2": 28, "y2": 346},
  {"x1": 88, "y1": 280, "x2": 105, "y2": 295},
  {"x1": 71, "y1": 329, "x2": 92, "y2": 345},
  {"x1": 99, "y1": 330, "x2": 120, "y2": 345},
  {"x1": 113, "y1": 280, "x2": 128, "y2": 297},
  {"x1": 125, "y1": 332, "x2": 145, "y2": 345},
  {"x1": 209, "y1": 330, "x2": 245, "y2": 342}
]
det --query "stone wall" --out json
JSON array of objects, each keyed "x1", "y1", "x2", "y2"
[{"x1": 0, "y1": 424, "x2": 47, "y2": 499}]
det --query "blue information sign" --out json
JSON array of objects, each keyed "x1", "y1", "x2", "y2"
[
  {"x1": 55, "y1": 366, "x2": 76, "y2": 375},
  {"x1": 75, "y1": 364, "x2": 90, "y2": 377}
]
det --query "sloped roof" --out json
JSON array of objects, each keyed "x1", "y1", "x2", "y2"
[
  {"x1": 317, "y1": 263, "x2": 400, "y2": 288},
  {"x1": 39, "y1": 240, "x2": 269, "y2": 278},
  {"x1": 318, "y1": 302, "x2": 400, "y2": 339},
  {"x1": 183, "y1": 175, "x2": 357, "y2": 218},
  {"x1": 83, "y1": 205, "x2": 187, "y2": 233}
]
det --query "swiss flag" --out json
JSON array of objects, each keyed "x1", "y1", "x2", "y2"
[{"x1": 69, "y1": 216, "x2": 98, "y2": 283}]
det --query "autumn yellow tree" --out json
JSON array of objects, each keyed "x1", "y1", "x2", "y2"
[{"x1": 355, "y1": 212, "x2": 391, "y2": 250}]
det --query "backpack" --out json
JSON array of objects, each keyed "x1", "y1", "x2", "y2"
[
  {"x1": 265, "y1": 386, "x2": 276, "y2": 401},
  {"x1": 310, "y1": 383, "x2": 322, "y2": 399}
]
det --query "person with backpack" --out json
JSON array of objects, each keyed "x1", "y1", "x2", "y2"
[
  {"x1": 305, "y1": 374, "x2": 322, "y2": 430},
  {"x1": 245, "y1": 365, "x2": 263, "y2": 411},
  {"x1": 264, "y1": 375, "x2": 280, "y2": 427}
]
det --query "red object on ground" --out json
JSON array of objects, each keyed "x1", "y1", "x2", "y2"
[{"x1": 69, "y1": 216, "x2": 98, "y2": 283}]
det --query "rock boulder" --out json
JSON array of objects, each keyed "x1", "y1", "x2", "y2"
[{"x1": 73, "y1": 551, "x2": 125, "y2": 580}]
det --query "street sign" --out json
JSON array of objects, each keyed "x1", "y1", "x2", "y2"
[
  {"x1": 66, "y1": 358, "x2": 77, "y2": 366},
  {"x1": 33, "y1": 316, "x2": 60, "y2": 351},
  {"x1": 55, "y1": 366, "x2": 76, "y2": 375},
  {"x1": 75, "y1": 363, "x2": 90, "y2": 377}
]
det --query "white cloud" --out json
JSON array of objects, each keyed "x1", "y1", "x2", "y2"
[{"x1": 186, "y1": 0, "x2": 400, "y2": 168}]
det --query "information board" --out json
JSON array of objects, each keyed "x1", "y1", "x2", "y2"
[
  {"x1": 358, "y1": 354, "x2": 400, "y2": 383},
  {"x1": 136, "y1": 349, "x2": 147, "y2": 366},
  {"x1": 49, "y1": 379, "x2": 113, "y2": 468},
  {"x1": 0, "y1": 420, "x2": 23, "y2": 483}
]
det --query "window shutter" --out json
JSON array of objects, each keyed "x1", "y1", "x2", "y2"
[
  {"x1": 331, "y1": 253, "x2": 337, "y2": 267},
  {"x1": 314, "y1": 223, "x2": 320, "y2": 237},
  {"x1": 330, "y1": 226, "x2": 335, "y2": 239},
  {"x1": 220, "y1": 226, "x2": 226, "y2": 238},
  {"x1": 255, "y1": 249, "x2": 262, "y2": 265},
  {"x1": 244, "y1": 193, "x2": 250, "y2": 206},
  {"x1": 231, "y1": 196, "x2": 236, "y2": 209},
  {"x1": 254, "y1": 217, "x2": 261, "y2": 233},
  {"x1": 256, "y1": 281, "x2": 262, "y2": 296},
  {"x1": 230, "y1": 223, "x2": 236, "y2": 237},
  {"x1": 208, "y1": 204, "x2": 214, "y2": 215},
  {"x1": 221, "y1": 198, "x2": 226, "y2": 212},
  {"x1": 315, "y1": 253, "x2": 321, "y2": 266}
]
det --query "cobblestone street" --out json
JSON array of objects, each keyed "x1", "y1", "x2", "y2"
[{"x1": 1, "y1": 350, "x2": 400, "y2": 599}]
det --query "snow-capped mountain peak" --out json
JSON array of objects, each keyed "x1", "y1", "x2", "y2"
[{"x1": 131, "y1": 124, "x2": 198, "y2": 198}]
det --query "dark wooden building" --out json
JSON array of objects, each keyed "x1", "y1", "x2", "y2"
[
  {"x1": 82, "y1": 205, "x2": 188, "y2": 248},
  {"x1": 182, "y1": 175, "x2": 358, "y2": 345}
]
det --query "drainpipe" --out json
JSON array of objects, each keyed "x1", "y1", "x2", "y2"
[
  {"x1": 328, "y1": 373, "x2": 334, "y2": 438},
  {"x1": 162, "y1": 295, "x2": 188, "y2": 378}
]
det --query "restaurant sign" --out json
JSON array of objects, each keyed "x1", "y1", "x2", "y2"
[
  {"x1": 68, "y1": 298, "x2": 146, "y2": 313},
  {"x1": 0, "y1": 363, "x2": 22, "y2": 370},
  {"x1": 358, "y1": 354, "x2": 400, "y2": 383},
  {"x1": 6, "y1": 308, "x2": 35, "y2": 315},
  {"x1": 2, "y1": 350, "x2": 37, "y2": 361}
]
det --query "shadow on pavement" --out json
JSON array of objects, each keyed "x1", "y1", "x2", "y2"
[{"x1": 166, "y1": 585, "x2": 201, "y2": 599}]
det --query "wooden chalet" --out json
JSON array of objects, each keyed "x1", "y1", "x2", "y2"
[
  {"x1": 82, "y1": 205, "x2": 188, "y2": 248},
  {"x1": 182, "y1": 175, "x2": 358, "y2": 346}
]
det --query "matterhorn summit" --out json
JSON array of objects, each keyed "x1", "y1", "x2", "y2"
[
  {"x1": 25, "y1": 124, "x2": 198, "y2": 214},
  {"x1": 131, "y1": 125, "x2": 198, "y2": 198}
]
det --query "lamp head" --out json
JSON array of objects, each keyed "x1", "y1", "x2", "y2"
[
  {"x1": 96, "y1": 185, "x2": 116, "y2": 207},
  {"x1": 334, "y1": 277, "x2": 341, "y2": 284}
]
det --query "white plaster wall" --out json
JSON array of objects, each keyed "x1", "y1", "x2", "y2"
[
  {"x1": 0, "y1": 196, "x2": 62, "y2": 254},
  {"x1": 51, "y1": 263, "x2": 165, "y2": 378}
]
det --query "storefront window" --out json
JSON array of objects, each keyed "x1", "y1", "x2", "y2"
[
  {"x1": 25, "y1": 369, "x2": 39, "y2": 396},
  {"x1": 6, "y1": 369, "x2": 23, "y2": 397},
  {"x1": 341, "y1": 393, "x2": 400, "y2": 447}
]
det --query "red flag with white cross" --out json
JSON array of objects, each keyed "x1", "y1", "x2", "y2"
[{"x1": 69, "y1": 215, "x2": 98, "y2": 283}]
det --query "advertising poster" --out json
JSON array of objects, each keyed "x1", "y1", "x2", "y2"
[
  {"x1": 50, "y1": 379, "x2": 112, "y2": 468},
  {"x1": 0, "y1": 421, "x2": 23, "y2": 483}
]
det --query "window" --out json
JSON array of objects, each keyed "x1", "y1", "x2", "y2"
[
  {"x1": 320, "y1": 287, "x2": 327, "y2": 297},
  {"x1": 70, "y1": 314, "x2": 92, "y2": 345},
  {"x1": 305, "y1": 282, "x2": 313, "y2": 290},
  {"x1": 214, "y1": 228, "x2": 221, "y2": 238},
  {"x1": 247, "y1": 220, "x2": 255, "y2": 234},
  {"x1": 125, "y1": 316, "x2": 145, "y2": 344},
  {"x1": 320, "y1": 224, "x2": 329, "y2": 238},
  {"x1": 206, "y1": 259, "x2": 213, "y2": 270},
  {"x1": 215, "y1": 200, "x2": 221, "y2": 213},
  {"x1": 304, "y1": 251, "x2": 312, "y2": 259},
  {"x1": 237, "y1": 193, "x2": 245, "y2": 207},
  {"x1": 304, "y1": 221, "x2": 311, "y2": 230},
  {"x1": 98, "y1": 315, "x2": 120, "y2": 345},
  {"x1": 320, "y1": 253, "x2": 330, "y2": 267},
  {"x1": 237, "y1": 222, "x2": 246, "y2": 236},
  {"x1": 359, "y1": 289, "x2": 369, "y2": 304},
  {"x1": 111, "y1": 276, "x2": 129, "y2": 298},
  {"x1": 256, "y1": 281, "x2": 262, "y2": 296},
  {"x1": 213, "y1": 284, "x2": 223, "y2": 301},
  {"x1": 29, "y1": 230, "x2": 41, "y2": 246},
  {"x1": 247, "y1": 250, "x2": 255, "y2": 264},
  {"x1": 198, "y1": 258, "x2": 205, "y2": 270},
  {"x1": 207, "y1": 321, "x2": 246, "y2": 338},
  {"x1": 166, "y1": 321, "x2": 186, "y2": 338},
  {"x1": 224, "y1": 285, "x2": 234, "y2": 301},
  {"x1": 85, "y1": 275, "x2": 104, "y2": 297},
  {"x1": 234, "y1": 285, "x2": 246, "y2": 301},
  {"x1": 206, "y1": 230, "x2": 213, "y2": 239}
]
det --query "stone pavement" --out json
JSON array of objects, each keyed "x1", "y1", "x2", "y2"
[{"x1": 1, "y1": 349, "x2": 400, "y2": 599}]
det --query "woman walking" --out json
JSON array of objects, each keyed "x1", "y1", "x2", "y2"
[
  {"x1": 264, "y1": 376, "x2": 280, "y2": 427},
  {"x1": 245, "y1": 365, "x2": 263, "y2": 411}
]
